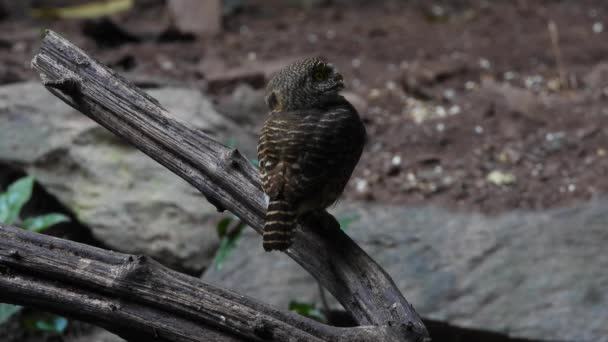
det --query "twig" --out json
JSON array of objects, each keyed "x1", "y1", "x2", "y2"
[
  {"x1": 27, "y1": 30, "x2": 429, "y2": 341},
  {"x1": 548, "y1": 20, "x2": 568, "y2": 90},
  {"x1": 318, "y1": 282, "x2": 330, "y2": 316}
]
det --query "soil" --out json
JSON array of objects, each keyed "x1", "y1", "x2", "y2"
[{"x1": 2, "y1": 0, "x2": 608, "y2": 215}]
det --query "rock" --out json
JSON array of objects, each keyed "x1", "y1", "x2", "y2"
[
  {"x1": 69, "y1": 328, "x2": 125, "y2": 342},
  {"x1": 149, "y1": 87, "x2": 257, "y2": 158},
  {"x1": 0, "y1": 60, "x2": 23, "y2": 85},
  {"x1": 401, "y1": 56, "x2": 470, "y2": 99},
  {"x1": 0, "y1": 82, "x2": 256, "y2": 273},
  {"x1": 584, "y1": 62, "x2": 608, "y2": 89},
  {"x1": 168, "y1": 0, "x2": 221, "y2": 36},
  {"x1": 477, "y1": 79, "x2": 548, "y2": 119},
  {"x1": 216, "y1": 84, "x2": 267, "y2": 127},
  {"x1": 204, "y1": 200, "x2": 608, "y2": 341},
  {"x1": 0, "y1": 0, "x2": 30, "y2": 18},
  {"x1": 1, "y1": 318, "x2": 124, "y2": 342},
  {"x1": 201, "y1": 56, "x2": 300, "y2": 92},
  {"x1": 206, "y1": 67, "x2": 266, "y2": 93}
]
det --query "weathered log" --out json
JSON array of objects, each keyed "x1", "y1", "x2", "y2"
[{"x1": 0, "y1": 224, "x2": 403, "y2": 342}]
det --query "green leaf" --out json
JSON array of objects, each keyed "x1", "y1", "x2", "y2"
[
  {"x1": 216, "y1": 217, "x2": 233, "y2": 238},
  {"x1": 225, "y1": 137, "x2": 237, "y2": 149},
  {"x1": 0, "y1": 176, "x2": 35, "y2": 224},
  {"x1": 213, "y1": 219, "x2": 245, "y2": 270},
  {"x1": 0, "y1": 193, "x2": 8, "y2": 223},
  {"x1": 337, "y1": 214, "x2": 360, "y2": 231},
  {"x1": 34, "y1": 316, "x2": 68, "y2": 333},
  {"x1": 288, "y1": 301, "x2": 326, "y2": 322},
  {"x1": 23, "y1": 313, "x2": 68, "y2": 333},
  {"x1": 22, "y1": 213, "x2": 70, "y2": 233},
  {"x1": 0, "y1": 303, "x2": 22, "y2": 325}
]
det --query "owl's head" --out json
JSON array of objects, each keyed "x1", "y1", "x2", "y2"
[{"x1": 265, "y1": 57, "x2": 344, "y2": 111}]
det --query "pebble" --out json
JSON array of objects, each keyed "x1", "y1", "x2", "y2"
[
  {"x1": 448, "y1": 105, "x2": 461, "y2": 115},
  {"x1": 406, "y1": 172, "x2": 417, "y2": 183},
  {"x1": 369, "y1": 88, "x2": 381, "y2": 99},
  {"x1": 160, "y1": 59, "x2": 174, "y2": 71},
  {"x1": 479, "y1": 58, "x2": 491, "y2": 70},
  {"x1": 386, "y1": 81, "x2": 397, "y2": 91},
  {"x1": 593, "y1": 22, "x2": 604, "y2": 34},
  {"x1": 355, "y1": 178, "x2": 368, "y2": 193},
  {"x1": 443, "y1": 89, "x2": 456, "y2": 100},
  {"x1": 391, "y1": 155, "x2": 402, "y2": 166},
  {"x1": 546, "y1": 78, "x2": 561, "y2": 91},
  {"x1": 436, "y1": 106, "x2": 447, "y2": 117},
  {"x1": 465, "y1": 81, "x2": 477, "y2": 90},
  {"x1": 487, "y1": 170, "x2": 516, "y2": 186}
]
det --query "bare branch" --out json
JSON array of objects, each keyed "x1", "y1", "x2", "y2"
[
  {"x1": 27, "y1": 30, "x2": 428, "y2": 341},
  {"x1": 0, "y1": 224, "x2": 409, "y2": 342},
  {"x1": 0, "y1": 266, "x2": 240, "y2": 342}
]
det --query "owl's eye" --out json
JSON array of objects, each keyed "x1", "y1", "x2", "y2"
[{"x1": 313, "y1": 65, "x2": 329, "y2": 81}]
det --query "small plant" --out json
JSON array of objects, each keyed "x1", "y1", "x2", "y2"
[
  {"x1": 288, "y1": 300, "x2": 327, "y2": 323},
  {"x1": 213, "y1": 216, "x2": 246, "y2": 270},
  {"x1": 0, "y1": 304, "x2": 22, "y2": 325},
  {"x1": 22, "y1": 312, "x2": 68, "y2": 333},
  {"x1": 337, "y1": 213, "x2": 360, "y2": 231},
  {"x1": 0, "y1": 175, "x2": 71, "y2": 333},
  {"x1": 0, "y1": 176, "x2": 70, "y2": 231}
]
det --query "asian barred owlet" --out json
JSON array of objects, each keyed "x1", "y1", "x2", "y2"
[{"x1": 257, "y1": 57, "x2": 366, "y2": 251}]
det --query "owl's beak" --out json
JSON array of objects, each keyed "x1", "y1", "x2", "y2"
[{"x1": 333, "y1": 73, "x2": 345, "y2": 91}]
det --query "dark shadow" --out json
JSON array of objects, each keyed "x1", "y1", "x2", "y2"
[{"x1": 324, "y1": 310, "x2": 558, "y2": 342}]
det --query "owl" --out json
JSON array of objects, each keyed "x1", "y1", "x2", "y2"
[{"x1": 257, "y1": 57, "x2": 366, "y2": 251}]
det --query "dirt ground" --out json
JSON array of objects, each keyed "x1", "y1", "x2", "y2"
[{"x1": 2, "y1": 0, "x2": 608, "y2": 214}]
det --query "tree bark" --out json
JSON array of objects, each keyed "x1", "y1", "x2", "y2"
[
  {"x1": 18, "y1": 30, "x2": 429, "y2": 341},
  {"x1": 0, "y1": 224, "x2": 400, "y2": 342}
]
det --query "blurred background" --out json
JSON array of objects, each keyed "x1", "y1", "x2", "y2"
[{"x1": 0, "y1": 0, "x2": 607, "y2": 341}]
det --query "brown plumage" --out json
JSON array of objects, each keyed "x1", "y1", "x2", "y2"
[{"x1": 257, "y1": 57, "x2": 366, "y2": 251}]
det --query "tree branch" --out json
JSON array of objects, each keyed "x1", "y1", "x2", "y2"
[
  {"x1": 0, "y1": 224, "x2": 405, "y2": 342},
  {"x1": 25, "y1": 30, "x2": 428, "y2": 341}
]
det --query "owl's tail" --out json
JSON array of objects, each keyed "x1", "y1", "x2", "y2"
[{"x1": 263, "y1": 199, "x2": 296, "y2": 251}]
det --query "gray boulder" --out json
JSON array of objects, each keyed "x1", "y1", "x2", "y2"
[
  {"x1": 69, "y1": 328, "x2": 126, "y2": 342},
  {"x1": 0, "y1": 82, "x2": 256, "y2": 273},
  {"x1": 204, "y1": 200, "x2": 608, "y2": 342}
]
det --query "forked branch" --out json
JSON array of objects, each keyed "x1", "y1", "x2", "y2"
[{"x1": 11, "y1": 30, "x2": 429, "y2": 341}]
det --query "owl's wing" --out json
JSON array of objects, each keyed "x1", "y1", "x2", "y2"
[{"x1": 258, "y1": 104, "x2": 366, "y2": 208}]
